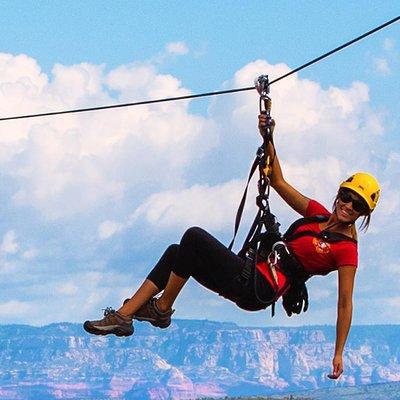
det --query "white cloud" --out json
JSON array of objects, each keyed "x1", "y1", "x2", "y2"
[
  {"x1": 166, "y1": 42, "x2": 189, "y2": 56},
  {"x1": 211, "y1": 59, "x2": 386, "y2": 209},
  {"x1": 98, "y1": 220, "x2": 124, "y2": 239},
  {"x1": 309, "y1": 287, "x2": 333, "y2": 301},
  {"x1": 377, "y1": 186, "x2": 400, "y2": 216},
  {"x1": 0, "y1": 300, "x2": 32, "y2": 317},
  {"x1": 373, "y1": 58, "x2": 391, "y2": 76},
  {"x1": 219, "y1": 59, "x2": 377, "y2": 141},
  {"x1": 0, "y1": 53, "x2": 216, "y2": 220},
  {"x1": 387, "y1": 296, "x2": 400, "y2": 308},
  {"x1": 211, "y1": 61, "x2": 383, "y2": 184},
  {"x1": 49, "y1": 62, "x2": 105, "y2": 106},
  {"x1": 0, "y1": 269, "x2": 140, "y2": 325},
  {"x1": 1, "y1": 230, "x2": 19, "y2": 254},
  {"x1": 151, "y1": 42, "x2": 189, "y2": 64},
  {"x1": 97, "y1": 58, "x2": 392, "y2": 238},
  {"x1": 57, "y1": 282, "x2": 79, "y2": 295},
  {"x1": 131, "y1": 180, "x2": 246, "y2": 232},
  {"x1": 0, "y1": 53, "x2": 47, "y2": 92},
  {"x1": 386, "y1": 263, "x2": 400, "y2": 275},
  {"x1": 282, "y1": 156, "x2": 343, "y2": 206},
  {"x1": 21, "y1": 248, "x2": 38, "y2": 260},
  {"x1": 383, "y1": 38, "x2": 395, "y2": 51},
  {"x1": 2, "y1": 55, "x2": 387, "y2": 227}
]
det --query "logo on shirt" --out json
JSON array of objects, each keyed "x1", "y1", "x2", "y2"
[{"x1": 312, "y1": 237, "x2": 331, "y2": 254}]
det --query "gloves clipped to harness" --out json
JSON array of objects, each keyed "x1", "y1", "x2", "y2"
[{"x1": 282, "y1": 280, "x2": 309, "y2": 317}]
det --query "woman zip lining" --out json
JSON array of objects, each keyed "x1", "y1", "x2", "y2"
[{"x1": 83, "y1": 84, "x2": 380, "y2": 380}]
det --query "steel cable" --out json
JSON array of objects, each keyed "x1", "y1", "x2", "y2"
[{"x1": 0, "y1": 15, "x2": 398, "y2": 122}]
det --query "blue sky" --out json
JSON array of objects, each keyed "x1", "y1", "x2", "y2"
[{"x1": 0, "y1": 1, "x2": 398, "y2": 328}]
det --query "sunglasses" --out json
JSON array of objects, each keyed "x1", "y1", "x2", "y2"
[{"x1": 338, "y1": 190, "x2": 368, "y2": 214}]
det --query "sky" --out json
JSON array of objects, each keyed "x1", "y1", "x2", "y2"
[{"x1": 0, "y1": 1, "x2": 399, "y2": 328}]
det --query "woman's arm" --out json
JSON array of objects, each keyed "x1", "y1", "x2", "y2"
[
  {"x1": 258, "y1": 114, "x2": 310, "y2": 216},
  {"x1": 328, "y1": 265, "x2": 356, "y2": 379}
]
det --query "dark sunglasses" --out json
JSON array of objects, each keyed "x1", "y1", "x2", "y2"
[{"x1": 338, "y1": 190, "x2": 368, "y2": 213}]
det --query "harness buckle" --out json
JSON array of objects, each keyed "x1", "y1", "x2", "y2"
[{"x1": 245, "y1": 247, "x2": 256, "y2": 261}]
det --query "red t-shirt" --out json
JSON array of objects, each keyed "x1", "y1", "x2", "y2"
[
  {"x1": 256, "y1": 199, "x2": 358, "y2": 298},
  {"x1": 287, "y1": 199, "x2": 358, "y2": 275}
]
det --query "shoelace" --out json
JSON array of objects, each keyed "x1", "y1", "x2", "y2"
[{"x1": 102, "y1": 307, "x2": 116, "y2": 317}]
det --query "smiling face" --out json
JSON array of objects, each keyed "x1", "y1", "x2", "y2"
[{"x1": 335, "y1": 189, "x2": 369, "y2": 224}]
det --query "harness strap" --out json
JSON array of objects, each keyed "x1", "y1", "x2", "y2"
[
  {"x1": 240, "y1": 254, "x2": 253, "y2": 281},
  {"x1": 284, "y1": 215, "x2": 328, "y2": 238},
  {"x1": 240, "y1": 251, "x2": 277, "y2": 317},
  {"x1": 284, "y1": 215, "x2": 357, "y2": 244},
  {"x1": 228, "y1": 156, "x2": 259, "y2": 251},
  {"x1": 286, "y1": 230, "x2": 357, "y2": 244}
]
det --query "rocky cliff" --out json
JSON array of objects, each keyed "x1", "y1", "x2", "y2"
[{"x1": 0, "y1": 321, "x2": 399, "y2": 399}]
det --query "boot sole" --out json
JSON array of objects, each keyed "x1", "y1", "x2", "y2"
[{"x1": 83, "y1": 321, "x2": 134, "y2": 336}]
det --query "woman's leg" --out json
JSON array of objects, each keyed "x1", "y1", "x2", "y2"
[
  {"x1": 117, "y1": 279, "x2": 160, "y2": 316},
  {"x1": 83, "y1": 244, "x2": 180, "y2": 336},
  {"x1": 155, "y1": 227, "x2": 248, "y2": 311},
  {"x1": 155, "y1": 227, "x2": 274, "y2": 312},
  {"x1": 84, "y1": 226, "x2": 269, "y2": 336},
  {"x1": 154, "y1": 272, "x2": 188, "y2": 312},
  {"x1": 122, "y1": 227, "x2": 245, "y2": 316},
  {"x1": 118, "y1": 244, "x2": 179, "y2": 316}
]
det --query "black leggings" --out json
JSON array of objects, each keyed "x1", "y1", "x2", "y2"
[{"x1": 146, "y1": 227, "x2": 275, "y2": 311}]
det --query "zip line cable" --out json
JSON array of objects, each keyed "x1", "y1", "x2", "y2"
[{"x1": 0, "y1": 15, "x2": 399, "y2": 122}]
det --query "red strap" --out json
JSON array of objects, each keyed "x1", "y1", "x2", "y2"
[{"x1": 256, "y1": 261, "x2": 290, "y2": 300}]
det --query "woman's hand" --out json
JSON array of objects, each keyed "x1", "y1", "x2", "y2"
[
  {"x1": 327, "y1": 354, "x2": 344, "y2": 379},
  {"x1": 258, "y1": 114, "x2": 275, "y2": 136}
]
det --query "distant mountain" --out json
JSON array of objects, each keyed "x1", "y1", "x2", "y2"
[{"x1": 0, "y1": 321, "x2": 399, "y2": 399}]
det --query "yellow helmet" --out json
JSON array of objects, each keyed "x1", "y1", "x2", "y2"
[{"x1": 340, "y1": 172, "x2": 380, "y2": 212}]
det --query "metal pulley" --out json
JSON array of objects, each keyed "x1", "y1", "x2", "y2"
[{"x1": 255, "y1": 75, "x2": 272, "y2": 116}]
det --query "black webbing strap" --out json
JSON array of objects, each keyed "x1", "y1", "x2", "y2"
[
  {"x1": 284, "y1": 215, "x2": 328, "y2": 238},
  {"x1": 286, "y1": 230, "x2": 357, "y2": 244},
  {"x1": 284, "y1": 215, "x2": 358, "y2": 244},
  {"x1": 240, "y1": 254, "x2": 253, "y2": 280},
  {"x1": 229, "y1": 140, "x2": 274, "y2": 251},
  {"x1": 228, "y1": 155, "x2": 259, "y2": 250}
]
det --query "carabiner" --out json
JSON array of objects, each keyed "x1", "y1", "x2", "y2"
[{"x1": 267, "y1": 248, "x2": 280, "y2": 287}]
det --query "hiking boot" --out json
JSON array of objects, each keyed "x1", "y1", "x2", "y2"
[
  {"x1": 126, "y1": 298, "x2": 174, "y2": 329},
  {"x1": 83, "y1": 307, "x2": 134, "y2": 337}
]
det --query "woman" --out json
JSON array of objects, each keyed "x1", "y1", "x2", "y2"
[{"x1": 84, "y1": 113, "x2": 380, "y2": 380}]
